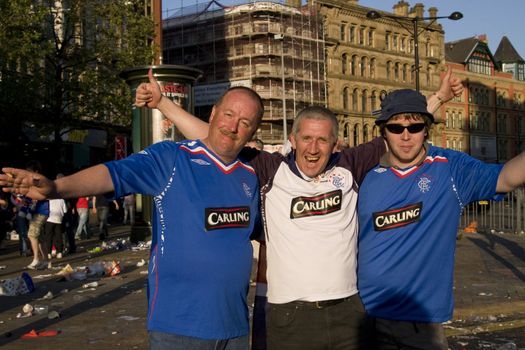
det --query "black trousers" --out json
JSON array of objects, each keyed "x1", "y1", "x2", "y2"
[
  {"x1": 371, "y1": 317, "x2": 448, "y2": 350},
  {"x1": 267, "y1": 294, "x2": 373, "y2": 350},
  {"x1": 44, "y1": 222, "x2": 64, "y2": 253}
]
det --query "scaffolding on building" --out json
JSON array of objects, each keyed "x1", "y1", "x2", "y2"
[{"x1": 162, "y1": 0, "x2": 326, "y2": 144}]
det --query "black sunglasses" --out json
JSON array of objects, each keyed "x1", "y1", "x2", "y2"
[{"x1": 385, "y1": 123, "x2": 426, "y2": 134}]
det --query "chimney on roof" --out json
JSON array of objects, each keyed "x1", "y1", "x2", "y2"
[
  {"x1": 428, "y1": 7, "x2": 438, "y2": 18},
  {"x1": 393, "y1": 1, "x2": 409, "y2": 17},
  {"x1": 412, "y1": 3, "x2": 424, "y2": 18},
  {"x1": 477, "y1": 34, "x2": 488, "y2": 43}
]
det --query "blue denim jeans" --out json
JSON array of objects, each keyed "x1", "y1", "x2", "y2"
[
  {"x1": 75, "y1": 208, "x2": 90, "y2": 238},
  {"x1": 149, "y1": 331, "x2": 249, "y2": 350}
]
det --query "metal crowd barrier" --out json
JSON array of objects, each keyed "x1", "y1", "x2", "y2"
[{"x1": 460, "y1": 187, "x2": 525, "y2": 234}]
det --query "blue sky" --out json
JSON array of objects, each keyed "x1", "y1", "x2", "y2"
[{"x1": 162, "y1": 0, "x2": 525, "y2": 59}]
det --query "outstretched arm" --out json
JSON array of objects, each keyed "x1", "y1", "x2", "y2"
[
  {"x1": 135, "y1": 69, "x2": 209, "y2": 140},
  {"x1": 496, "y1": 151, "x2": 525, "y2": 193},
  {"x1": 0, "y1": 164, "x2": 114, "y2": 200},
  {"x1": 426, "y1": 66, "x2": 463, "y2": 114}
]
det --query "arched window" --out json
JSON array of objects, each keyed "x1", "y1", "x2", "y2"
[
  {"x1": 362, "y1": 90, "x2": 368, "y2": 113},
  {"x1": 386, "y1": 61, "x2": 391, "y2": 79},
  {"x1": 342, "y1": 87, "x2": 349, "y2": 110},
  {"x1": 343, "y1": 123, "x2": 350, "y2": 144},
  {"x1": 371, "y1": 91, "x2": 377, "y2": 111},
  {"x1": 363, "y1": 124, "x2": 369, "y2": 143},
  {"x1": 402, "y1": 64, "x2": 408, "y2": 82},
  {"x1": 394, "y1": 62, "x2": 399, "y2": 81},
  {"x1": 341, "y1": 54, "x2": 347, "y2": 74},
  {"x1": 352, "y1": 88, "x2": 358, "y2": 111},
  {"x1": 372, "y1": 125, "x2": 379, "y2": 138},
  {"x1": 360, "y1": 57, "x2": 366, "y2": 77},
  {"x1": 369, "y1": 58, "x2": 376, "y2": 78},
  {"x1": 351, "y1": 55, "x2": 357, "y2": 76},
  {"x1": 353, "y1": 124, "x2": 360, "y2": 146}
]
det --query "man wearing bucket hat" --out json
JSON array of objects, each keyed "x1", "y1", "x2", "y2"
[{"x1": 357, "y1": 89, "x2": 525, "y2": 349}]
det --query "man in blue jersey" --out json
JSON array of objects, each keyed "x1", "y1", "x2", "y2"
[
  {"x1": 0, "y1": 86, "x2": 264, "y2": 350},
  {"x1": 357, "y1": 89, "x2": 525, "y2": 349},
  {"x1": 134, "y1": 69, "x2": 463, "y2": 350}
]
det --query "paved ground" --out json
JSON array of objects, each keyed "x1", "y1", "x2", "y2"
[{"x1": 0, "y1": 227, "x2": 524, "y2": 349}]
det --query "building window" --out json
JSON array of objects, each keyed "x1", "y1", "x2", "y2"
[
  {"x1": 368, "y1": 29, "x2": 374, "y2": 47},
  {"x1": 341, "y1": 53, "x2": 347, "y2": 74},
  {"x1": 385, "y1": 31, "x2": 391, "y2": 50},
  {"x1": 393, "y1": 33, "x2": 398, "y2": 50},
  {"x1": 386, "y1": 61, "x2": 391, "y2": 79},
  {"x1": 369, "y1": 58, "x2": 376, "y2": 78},
  {"x1": 344, "y1": 123, "x2": 350, "y2": 144},
  {"x1": 352, "y1": 88, "x2": 358, "y2": 111},
  {"x1": 349, "y1": 25, "x2": 356, "y2": 43},
  {"x1": 468, "y1": 57, "x2": 492, "y2": 75},
  {"x1": 351, "y1": 55, "x2": 357, "y2": 76},
  {"x1": 394, "y1": 62, "x2": 399, "y2": 81},
  {"x1": 360, "y1": 57, "x2": 366, "y2": 77},
  {"x1": 458, "y1": 112, "x2": 463, "y2": 129},
  {"x1": 362, "y1": 90, "x2": 368, "y2": 113},
  {"x1": 371, "y1": 91, "x2": 377, "y2": 111},
  {"x1": 340, "y1": 23, "x2": 346, "y2": 41},
  {"x1": 359, "y1": 26, "x2": 365, "y2": 45},
  {"x1": 343, "y1": 87, "x2": 349, "y2": 110},
  {"x1": 402, "y1": 64, "x2": 408, "y2": 82},
  {"x1": 353, "y1": 124, "x2": 360, "y2": 146},
  {"x1": 400, "y1": 36, "x2": 406, "y2": 52},
  {"x1": 363, "y1": 124, "x2": 369, "y2": 143},
  {"x1": 445, "y1": 110, "x2": 450, "y2": 128}
]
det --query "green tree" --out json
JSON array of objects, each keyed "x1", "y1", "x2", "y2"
[{"x1": 0, "y1": 0, "x2": 156, "y2": 143}]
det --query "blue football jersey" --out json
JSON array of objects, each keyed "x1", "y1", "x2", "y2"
[{"x1": 106, "y1": 139, "x2": 259, "y2": 339}]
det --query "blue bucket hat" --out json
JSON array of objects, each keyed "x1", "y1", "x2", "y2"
[{"x1": 375, "y1": 89, "x2": 434, "y2": 125}]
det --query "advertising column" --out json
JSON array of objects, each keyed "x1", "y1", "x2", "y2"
[{"x1": 120, "y1": 65, "x2": 202, "y2": 239}]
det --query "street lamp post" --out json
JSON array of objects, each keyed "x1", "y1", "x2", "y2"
[{"x1": 366, "y1": 10, "x2": 462, "y2": 92}]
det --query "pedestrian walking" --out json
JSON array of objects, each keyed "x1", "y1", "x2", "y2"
[
  {"x1": 122, "y1": 194, "x2": 135, "y2": 225},
  {"x1": 10, "y1": 194, "x2": 30, "y2": 256},
  {"x1": 43, "y1": 175, "x2": 68, "y2": 262},
  {"x1": 74, "y1": 196, "x2": 90, "y2": 239},
  {"x1": 92, "y1": 195, "x2": 118, "y2": 241}
]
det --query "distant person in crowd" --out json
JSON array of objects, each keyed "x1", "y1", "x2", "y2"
[
  {"x1": 75, "y1": 196, "x2": 90, "y2": 239},
  {"x1": 10, "y1": 192, "x2": 31, "y2": 256},
  {"x1": 63, "y1": 197, "x2": 77, "y2": 254},
  {"x1": 44, "y1": 174, "x2": 67, "y2": 260},
  {"x1": 92, "y1": 194, "x2": 119, "y2": 241},
  {"x1": 122, "y1": 194, "x2": 135, "y2": 226},
  {"x1": 25, "y1": 161, "x2": 50, "y2": 270}
]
